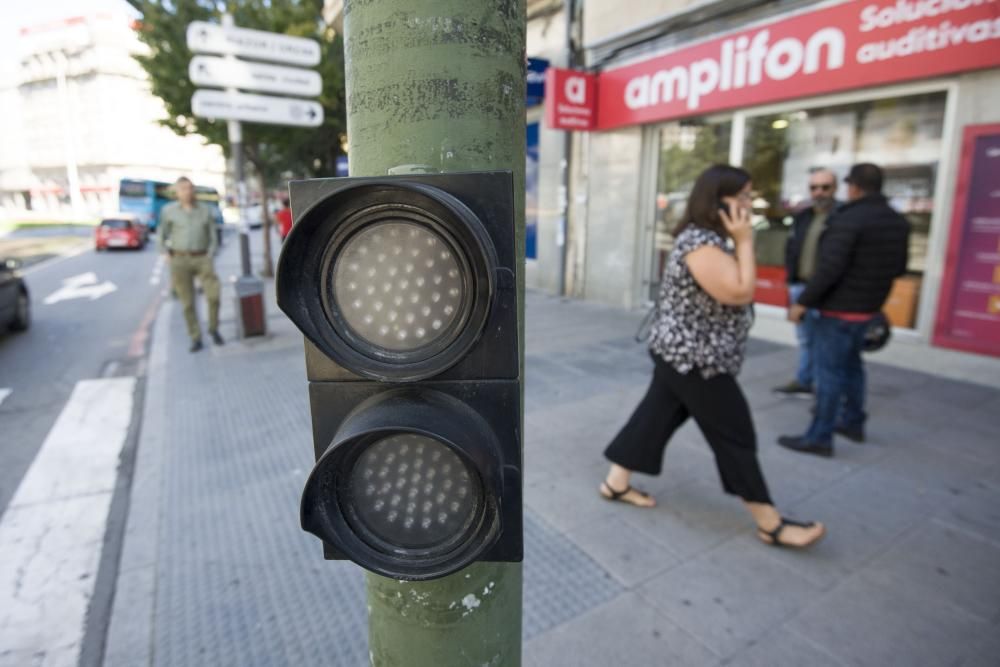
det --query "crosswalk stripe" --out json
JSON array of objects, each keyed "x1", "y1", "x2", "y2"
[
  {"x1": 0, "y1": 388, "x2": 10, "y2": 409},
  {"x1": 0, "y1": 377, "x2": 136, "y2": 667}
]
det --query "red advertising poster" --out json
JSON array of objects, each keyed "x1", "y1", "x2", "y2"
[
  {"x1": 934, "y1": 124, "x2": 1000, "y2": 357},
  {"x1": 596, "y1": 0, "x2": 1000, "y2": 130},
  {"x1": 544, "y1": 68, "x2": 597, "y2": 130}
]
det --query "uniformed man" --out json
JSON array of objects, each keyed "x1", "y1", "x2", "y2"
[{"x1": 160, "y1": 176, "x2": 223, "y2": 352}]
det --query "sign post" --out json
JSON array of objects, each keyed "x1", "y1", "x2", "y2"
[{"x1": 186, "y1": 14, "x2": 323, "y2": 337}]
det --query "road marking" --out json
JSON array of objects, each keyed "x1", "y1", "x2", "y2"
[
  {"x1": 0, "y1": 388, "x2": 10, "y2": 409},
  {"x1": 0, "y1": 377, "x2": 136, "y2": 667},
  {"x1": 149, "y1": 254, "x2": 166, "y2": 286},
  {"x1": 22, "y1": 242, "x2": 91, "y2": 277},
  {"x1": 128, "y1": 291, "x2": 163, "y2": 359},
  {"x1": 43, "y1": 271, "x2": 118, "y2": 305}
]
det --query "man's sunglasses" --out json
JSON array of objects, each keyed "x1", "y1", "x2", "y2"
[{"x1": 809, "y1": 184, "x2": 834, "y2": 191}]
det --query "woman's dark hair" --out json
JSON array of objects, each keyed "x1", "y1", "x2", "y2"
[{"x1": 675, "y1": 164, "x2": 752, "y2": 237}]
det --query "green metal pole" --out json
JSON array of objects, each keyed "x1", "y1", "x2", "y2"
[{"x1": 342, "y1": 1, "x2": 526, "y2": 665}]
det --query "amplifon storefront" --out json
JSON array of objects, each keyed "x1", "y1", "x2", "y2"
[{"x1": 546, "y1": 0, "x2": 1000, "y2": 357}]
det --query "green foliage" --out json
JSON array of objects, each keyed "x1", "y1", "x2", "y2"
[
  {"x1": 742, "y1": 116, "x2": 789, "y2": 221},
  {"x1": 657, "y1": 123, "x2": 729, "y2": 196},
  {"x1": 130, "y1": 0, "x2": 347, "y2": 186}
]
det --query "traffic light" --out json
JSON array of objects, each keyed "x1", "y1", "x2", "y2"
[{"x1": 276, "y1": 171, "x2": 522, "y2": 581}]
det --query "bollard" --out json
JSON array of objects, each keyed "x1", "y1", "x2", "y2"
[{"x1": 233, "y1": 275, "x2": 266, "y2": 338}]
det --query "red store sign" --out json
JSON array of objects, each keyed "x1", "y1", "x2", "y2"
[
  {"x1": 544, "y1": 68, "x2": 598, "y2": 130},
  {"x1": 546, "y1": 0, "x2": 1000, "y2": 130}
]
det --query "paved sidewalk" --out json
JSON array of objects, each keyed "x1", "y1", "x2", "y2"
[{"x1": 106, "y1": 230, "x2": 1000, "y2": 666}]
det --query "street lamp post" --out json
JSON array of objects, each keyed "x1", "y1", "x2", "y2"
[{"x1": 341, "y1": 1, "x2": 526, "y2": 664}]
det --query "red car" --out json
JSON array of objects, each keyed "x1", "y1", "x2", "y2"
[{"x1": 95, "y1": 217, "x2": 146, "y2": 251}]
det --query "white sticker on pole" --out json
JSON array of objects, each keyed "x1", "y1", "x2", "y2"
[
  {"x1": 186, "y1": 20, "x2": 321, "y2": 67},
  {"x1": 189, "y1": 55, "x2": 322, "y2": 97},
  {"x1": 192, "y1": 89, "x2": 324, "y2": 127}
]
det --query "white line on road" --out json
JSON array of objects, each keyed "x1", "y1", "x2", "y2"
[
  {"x1": 149, "y1": 253, "x2": 165, "y2": 286},
  {"x1": 43, "y1": 271, "x2": 118, "y2": 305},
  {"x1": 22, "y1": 242, "x2": 91, "y2": 276},
  {"x1": 0, "y1": 388, "x2": 10, "y2": 409},
  {"x1": 0, "y1": 377, "x2": 136, "y2": 667}
]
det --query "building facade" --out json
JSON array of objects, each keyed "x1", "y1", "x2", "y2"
[
  {"x1": 533, "y1": 0, "x2": 1000, "y2": 357},
  {"x1": 0, "y1": 13, "x2": 226, "y2": 221}
]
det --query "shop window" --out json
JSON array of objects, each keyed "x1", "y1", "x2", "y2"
[
  {"x1": 649, "y1": 118, "x2": 731, "y2": 300},
  {"x1": 743, "y1": 92, "x2": 946, "y2": 328}
]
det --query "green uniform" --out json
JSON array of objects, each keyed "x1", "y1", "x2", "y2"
[{"x1": 160, "y1": 201, "x2": 221, "y2": 341}]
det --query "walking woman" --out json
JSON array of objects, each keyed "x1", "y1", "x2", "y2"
[{"x1": 600, "y1": 164, "x2": 825, "y2": 549}]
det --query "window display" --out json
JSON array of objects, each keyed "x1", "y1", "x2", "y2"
[
  {"x1": 649, "y1": 119, "x2": 731, "y2": 299},
  {"x1": 742, "y1": 91, "x2": 946, "y2": 327}
]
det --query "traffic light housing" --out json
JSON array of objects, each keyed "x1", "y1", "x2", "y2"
[{"x1": 277, "y1": 171, "x2": 522, "y2": 581}]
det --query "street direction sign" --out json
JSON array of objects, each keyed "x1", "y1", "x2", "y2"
[
  {"x1": 186, "y1": 21, "x2": 320, "y2": 67},
  {"x1": 189, "y1": 55, "x2": 322, "y2": 97},
  {"x1": 192, "y1": 89, "x2": 324, "y2": 127}
]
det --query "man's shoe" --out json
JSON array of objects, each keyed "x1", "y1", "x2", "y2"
[
  {"x1": 773, "y1": 380, "x2": 813, "y2": 399},
  {"x1": 189, "y1": 339, "x2": 204, "y2": 353},
  {"x1": 777, "y1": 435, "x2": 833, "y2": 458},
  {"x1": 835, "y1": 425, "x2": 865, "y2": 443},
  {"x1": 210, "y1": 330, "x2": 225, "y2": 346}
]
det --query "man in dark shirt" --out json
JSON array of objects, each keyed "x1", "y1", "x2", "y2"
[
  {"x1": 779, "y1": 163, "x2": 909, "y2": 457},
  {"x1": 773, "y1": 168, "x2": 839, "y2": 398}
]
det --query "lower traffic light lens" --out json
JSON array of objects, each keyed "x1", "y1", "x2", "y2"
[
  {"x1": 332, "y1": 221, "x2": 467, "y2": 353},
  {"x1": 348, "y1": 433, "x2": 481, "y2": 551}
]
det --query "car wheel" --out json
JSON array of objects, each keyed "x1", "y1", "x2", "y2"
[{"x1": 10, "y1": 290, "x2": 30, "y2": 331}]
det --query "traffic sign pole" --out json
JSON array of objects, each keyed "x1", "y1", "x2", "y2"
[
  {"x1": 227, "y1": 118, "x2": 252, "y2": 277},
  {"x1": 221, "y1": 14, "x2": 265, "y2": 338},
  {"x1": 221, "y1": 14, "x2": 252, "y2": 279}
]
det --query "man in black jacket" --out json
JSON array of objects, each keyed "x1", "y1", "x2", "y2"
[
  {"x1": 778, "y1": 163, "x2": 909, "y2": 457},
  {"x1": 773, "y1": 168, "x2": 839, "y2": 398}
]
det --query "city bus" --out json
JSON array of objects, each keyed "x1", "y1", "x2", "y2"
[{"x1": 118, "y1": 178, "x2": 224, "y2": 233}]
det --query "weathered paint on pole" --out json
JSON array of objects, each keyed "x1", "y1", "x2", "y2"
[{"x1": 342, "y1": 1, "x2": 526, "y2": 665}]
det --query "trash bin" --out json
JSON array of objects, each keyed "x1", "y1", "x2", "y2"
[{"x1": 233, "y1": 275, "x2": 267, "y2": 338}]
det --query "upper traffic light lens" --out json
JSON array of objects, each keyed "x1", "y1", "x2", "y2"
[
  {"x1": 332, "y1": 222, "x2": 467, "y2": 352},
  {"x1": 348, "y1": 433, "x2": 480, "y2": 550},
  {"x1": 277, "y1": 178, "x2": 502, "y2": 381}
]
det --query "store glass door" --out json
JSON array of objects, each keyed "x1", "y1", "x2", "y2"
[
  {"x1": 649, "y1": 118, "x2": 731, "y2": 300},
  {"x1": 742, "y1": 91, "x2": 946, "y2": 328}
]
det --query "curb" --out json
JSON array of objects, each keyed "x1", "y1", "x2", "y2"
[{"x1": 102, "y1": 299, "x2": 173, "y2": 667}]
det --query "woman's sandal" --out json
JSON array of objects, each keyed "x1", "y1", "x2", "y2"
[
  {"x1": 757, "y1": 517, "x2": 825, "y2": 549},
  {"x1": 599, "y1": 481, "x2": 655, "y2": 508}
]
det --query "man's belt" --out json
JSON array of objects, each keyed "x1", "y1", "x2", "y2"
[{"x1": 169, "y1": 250, "x2": 208, "y2": 257}]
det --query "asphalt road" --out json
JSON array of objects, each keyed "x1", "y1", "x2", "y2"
[{"x1": 0, "y1": 237, "x2": 164, "y2": 516}]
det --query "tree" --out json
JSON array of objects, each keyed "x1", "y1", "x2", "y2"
[{"x1": 130, "y1": 0, "x2": 347, "y2": 274}]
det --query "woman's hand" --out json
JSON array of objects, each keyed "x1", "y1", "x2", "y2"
[{"x1": 719, "y1": 200, "x2": 753, "y2": 245}]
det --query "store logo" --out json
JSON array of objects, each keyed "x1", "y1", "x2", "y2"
[
  {"x1": 624, "y1": 28, "x2": 846, "y2": 112},
  {"x1": 564, "y1": 76, "x2": 588, "y2": 105}
]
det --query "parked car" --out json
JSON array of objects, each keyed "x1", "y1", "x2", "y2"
[
  {"x1": 96, "y1": 216, "x2": 146, "y2": 251},
  {"x1": 0, "y1": 258, "x2": 30, "y2": 333}
]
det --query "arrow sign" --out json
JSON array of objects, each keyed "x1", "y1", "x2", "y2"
[
  {"x1": 186, "y1": 21, "x2": 320, "y2": 67},
  {"x1": 44, "y1": 272, "x2": 118, "y2": 305},
  {"x1": 189, "y1": 56, "x2": 322, "y2": 97},
  {"x1": 192, "y1": 89, "x2": 324, "y2": 127}
]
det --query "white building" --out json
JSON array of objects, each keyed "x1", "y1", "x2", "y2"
[{"x1": 0, "y1": 12, "x2": 226, "y2": 221}]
